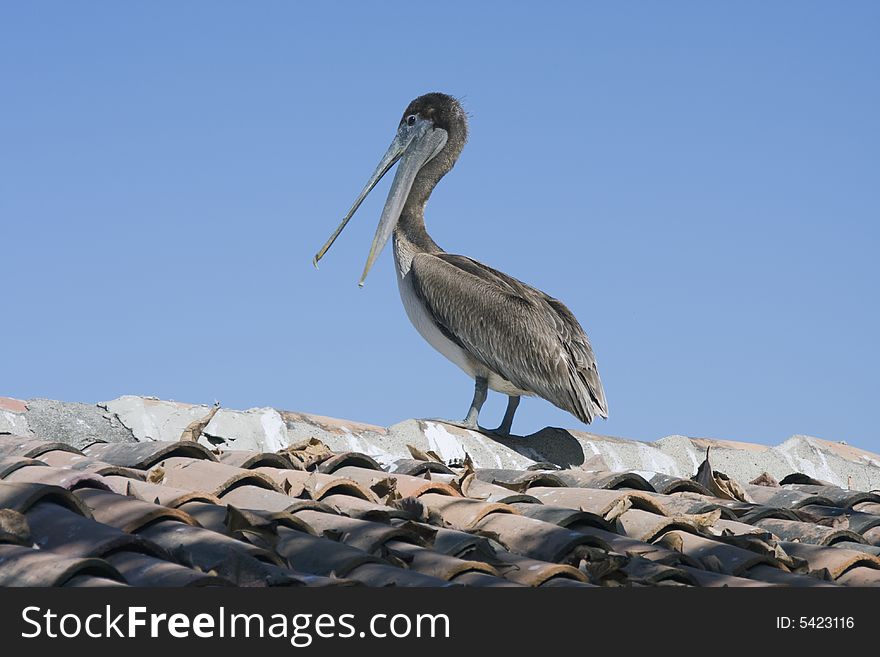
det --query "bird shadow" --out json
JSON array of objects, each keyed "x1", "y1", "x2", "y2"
[{"x1": 485, "y1": 426, "x2": 589, "y2": 469}]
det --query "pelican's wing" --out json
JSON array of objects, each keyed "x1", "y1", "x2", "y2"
[{"x1": 409, "y1": 253, "x2": 608, "y2": 423}]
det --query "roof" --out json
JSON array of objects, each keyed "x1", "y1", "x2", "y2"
[{"x1": 1, "y1": 395, "x2": 879, "y2": 587}]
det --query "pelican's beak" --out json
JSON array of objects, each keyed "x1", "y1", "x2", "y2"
[{"x1": 313, "y1": 117, "x2": 448, "y2": 286}]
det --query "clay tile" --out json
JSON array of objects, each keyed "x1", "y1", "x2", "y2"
[
  {"x1": 433, "y1": 475, "x2": 541, "y2": 504},
  {"x1": 0, "y1": 544, "x2": 124, "y2": 586},
  {"x1": 2, "y1": 463, "x2": 113, "y2": 491},
  {"x1": 745, "y1": 564, "x2": 839, "y2": 587},
  {"x1": 795, "y1": 504, "x2": 880, "y2": 535},
  {"x1": 862, "y1": 527, "x2": 880, "y2": 546},
  {"x1": 318, "y1": 452, "x2": 383, "y2": 474},
  {"x1": 854, "y1": 501, "x2": 880, "y2": 515},
  {"x1": 796, "y1": 486, "x2": 880, "y2": 509},
  {"x1": 74, "y1": 488, "x2": 197, "y2": 533},
  {"x1": 105, "y1": 550, "x2": 233, "y2": 587},
  {"x1": 419, "y1": 493, "x2": 517, "y2": 530},
  {"x1": 0, "y1": 457, "x2": 46, "y2": 480},
  {"x1": 680, "y1": 565, "x2": 777, "y2": 587},
  {"x1": 83, "y1": 441, "x2": 218, "y2": 469},
  {"x1": 0, "y1": 436, "x2": 83, "y2": 460},
  {"x1": 344, "y1": 562, "x2": 454, "y2": 587},
  {"x1": 158, "y1": 458, "x2": 283, "y2": 496},
  {"x1": 64, "y1": 575, "x2": 130, "y2": 587},
  {"x1": 554, "y1": 470, "x2": 655, "y2": 492},
  {"x1": 104, "y1": 476, "x2": 223, "y2": 508},
  {"x1": 649, "y1": 473, "x2": 713, "y2": 495},
  {"x1": 622, "y1": 556, "x2": 698, "y2": 586},
  {"x1": 475, "y1": 513, "x2": 610, "y2": 563},
  {"x1": 384, "y1": 539, "x2": 501, "y2": 581},
  {"x1": 778, "y1": 541, "x2": 880, "y2": 579},
  {"x1": 136, "y1": 520, "x2": 287, "y2": 584},
  {"x1": 448, "y1": 571, "x2": 523, "y2": 587},
  {"x1": 275, "y1": 528, "x2": 381, "y2": 577},
  {"x1": 655, "y1": 530, "x2": 779, "y2": 576},
  {"x1": 0, "y1": 481, "x2": 93, "y2": 516},
  {"x1": 744, "y1": 485, "x2": 833, "y2": 509},
  {"x1": 294, "y1": 510, "x2": 426, "y2": 553},
  {"x1": 510, "y1": 503, "x2": 614, "y2": 533},
  {"x1": 254, "y1": 467, "x2": 378, "y2": 502},
  {"x1": 528, "y1": 487, "x2": 668, "y2": 517},
  {"x1": 487, "y1": 551, "x2": 590, "y2": 587},
  {"x1": 648, "y1": 493, "x2": 740, "y2": 519},
  {"x1": 218, "y1": 451, "x2": 295, "y2": 470},
  {"x1": 836, "y1": 566, "x2": 880, "y2": 586},
  {"x1": 334, "y1": 466, "x2": 459, "y2": 499},
  {"x1": 539, "y1": 577, "x2": 598, "y2": 588},
  {"x1": 37, "y1": 450, "x2": 146, "y2": 480},
  {"x1": 392, "y1": 459, "x2": 455, "y2": 476},
  {"x1": 617, "y1": 509, "x2": 701, "y2": 542},
  {"x1": 26, "y1": 501, "x2": 166, "y2": 558},
  {"x1": 475, "y1": 469, "x2": 568, "y2": 490},
  {"x1": 220, "y1": 485, "x2": 337, "y2": 514},
  {"x1": 321, "y1": 494, "x2": 409, "y2": 522},
  {"x1": 754, "y1": 518, "x2": 865, "y2": 546}
]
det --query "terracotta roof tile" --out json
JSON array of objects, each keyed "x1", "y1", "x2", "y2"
[
  {"x1": 0, "y1": 544, "x2": 125, "y2": 586},
  {"x1": 527, "y1": 487, "x2": 668, "y2": 516},
  {"x1": 3, "y1": 404, "x2": 880, "y2": 588},
  {"x1": 158, "y1": 458, "x2": 283, "y2": 496},
  {"x1": 778, "y1": 541, "x2": 880, "y2": 580},
  {"x1": 83, "y1": 441, "x2": 218, "y2": 468},
  {"x1": 75, "y1": 487, "x2": 197, "y2": 533},
  {"x1": 26, "y1": 501, "x2": 166, "y2": 558}
]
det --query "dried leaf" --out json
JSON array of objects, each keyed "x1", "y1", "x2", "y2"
[
  {"x1": 179, "y1": 403, "x2": 221, "y2": 442},
  {"x1": 692, "y1": 447, "x2": 754, "y2": 503},
  {"x1": 491, "y1": 479, "x2": 531, "y2": 494},
  {"x1": 280, "y1": 437, "x2": 333, "y2": 470},
  {"x1": 450, "y1": 453, "x2": 475, "y2": 496},
  {"x1": 683, "y1": 509, "x2": 722, "y2": 529},
  {"x1": 602, "y1": 497, "x2": 632, "y2": 523},
  {"x1": 0, "y1": 509, "x2": 31, "y2": 546},
  {"x1": 146, "y1": 465, "x2": 165, "y2": 484},
  {"x1": 406, "y1": 444, "x2": 440, "y2": 463},
  {"x1": 749, "y1": 472, "x2": 780, "y2": 487}
]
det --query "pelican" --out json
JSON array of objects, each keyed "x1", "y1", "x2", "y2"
[{"x1": 314, "y1": 92, "x2": 607, "y2": 436}]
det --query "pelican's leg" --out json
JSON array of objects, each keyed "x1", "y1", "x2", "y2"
[
  {"x1": 487, "y1": 395, "x2": 520, "y2": 437},
  {"x1": 461, "y1": 376, "x2": 488, "y2": 429}
]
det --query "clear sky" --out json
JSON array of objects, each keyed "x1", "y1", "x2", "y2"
[{"x1": 2, "y1": 2, "x2": 878, "y2": 452}]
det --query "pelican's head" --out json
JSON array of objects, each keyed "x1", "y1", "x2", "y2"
[{"x1": 313, "y1": 92, "x2": 467, "y2": 286}]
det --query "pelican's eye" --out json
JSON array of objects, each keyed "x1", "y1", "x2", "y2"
[{"x1": 406, "y1": 114, "x2": 417, "y2": 127}]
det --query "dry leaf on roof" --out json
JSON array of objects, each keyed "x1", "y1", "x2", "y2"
[
  {"x1": 179, "y1": 403, "x2": 220, "y2": 442},
  {"x1": 369, "y1": 476, "x2": 399, "y2": 503},
  {"x1": 450, "y1": 453, "x2": 475, "y2": 496},
  {"x1": 281, "y1": 438, "x2": 333, "y2": 469},
  {"x1": 406, "y1": 444, "x2": 443, "y2": 463},
  {"x1": 750, "y1": 472, "x2": 780, "y2": 487},
  {"x1": 146, "y1": 465, "x2": 165, "y2": 484},
  {"x1": 692, "y1": 447, "x2": 754, "y2": 503},
  {"x1": 602, "y1": 497, "x2": 632, "y2": 523},
  {"x1": 0, "y1": 509, "x2": 31, "y2": 546},
  {"x1": 683, "y1": 509, "x2": 723, "y2": 529}
]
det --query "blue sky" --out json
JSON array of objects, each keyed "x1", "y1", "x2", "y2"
[{"x1": 2, "y1": 3, "x2": 878, "y2": 451}]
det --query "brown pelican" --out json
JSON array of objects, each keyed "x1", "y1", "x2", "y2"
[{"x1": 314, "y1": 92, "x2": 607, "y2": 436}]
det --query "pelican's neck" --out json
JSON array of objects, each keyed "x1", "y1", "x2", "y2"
[
  {"x1": 392, "y1": 114, "x2": 466, "y2": 278},
  {"x1": 393, "y1": 211, "x2": 441, "y2": 278}
]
